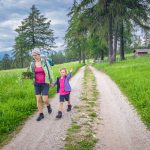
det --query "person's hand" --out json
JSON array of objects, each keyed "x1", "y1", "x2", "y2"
[
  {"x1": 70, "y1": 67, "x2": 73, "y2": 72},
  {"x1": 50, "y1": 83, "x2": 54, "y2": 87}
]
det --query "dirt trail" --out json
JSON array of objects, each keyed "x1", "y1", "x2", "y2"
[
  {"x1": 90, "y1": 66, "x2": 150, "y2": 150},
  {"x1": 2, "y1": 67, "x2": 85, "y2": 150}
]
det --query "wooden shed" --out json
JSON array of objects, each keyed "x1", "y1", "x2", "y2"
[{"x1": 133, "y1": 49, "x2": 150, "y2": 56}]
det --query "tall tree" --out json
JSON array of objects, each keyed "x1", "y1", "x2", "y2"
[
  {"x1": 13, "y1": 33, "x2": 29, "y2": 68},
  {"x1": 70, "y1": 0, "x2": 150, "y2": 63},
  {"x1": 16, "y1": 5, "x2": 55, "y2": 50},
  {"x1": 14, "y1": 5, "x2": 55, "y2": 68},
  {"x1": 65, "y1": 0, "x2": 88, "y2": 63}
]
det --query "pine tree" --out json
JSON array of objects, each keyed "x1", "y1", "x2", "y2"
[
  {"x1": 14, "y1": 5, "x2": 55, "y2": 67},
  {"x1": 67, "y1": 0, "x2": 150, "y2": 63}
]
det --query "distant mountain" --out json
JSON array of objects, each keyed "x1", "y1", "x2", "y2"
[{"x1": 0, "y1": 51, "x2": 13, "y2": 60}]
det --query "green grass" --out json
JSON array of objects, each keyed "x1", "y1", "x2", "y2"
[
  {"x1": 89, "y1": 112, "x2": 97, "y2": 118},
  {"x1": 116, "y1": 53, "x2": 134, "y2": 58},
  {"x1": 0, "y1": 62, "x2": 83, "y2": 146},
  {"x1": 93, "y1": 56, "x2": 150, "y2": 129},
  {"x1": 67, "y1": 123, "x2": 81, "y2": 134},
  {"x1": 65, "y1": 139, "x2": 97, "y2": 150}
]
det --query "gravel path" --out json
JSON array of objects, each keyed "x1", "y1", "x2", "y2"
[
  {"x1": 90, "y1": 66, "x2": 150, "y2": 150},
  {"x1": 2, "y1": 67, "x2": 84, "y2": 150}
]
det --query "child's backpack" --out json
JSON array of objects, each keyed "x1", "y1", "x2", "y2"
[
  {"x1": 48, "y1": 58, "x2": 54, "y2": 66},
  {"x1": 41, "y1": 54, "x2": 54, "y2": 66}
]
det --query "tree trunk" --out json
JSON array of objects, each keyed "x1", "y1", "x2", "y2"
[
  {"x1": 31, "y1": 13, "x2": 35, "y2": 48},
  {"x1": 108, "y1": 13, "x2": 114, "y2": 64},
  {"x1": 100, "y1": 49, "x2": 104, "y2": 60},
  {"x1": 112, "y1": 23, "x2": 118, "y2": 62},
  {"x1": 79, "y1": 49, "x2": 81, "y2": 63},
  {"x1": 94, "y1": 54, "x2": 98, "y2": 63},
  {"x1": 120, "y1": 21, "x2": 125, "y2": 60},
  {"x1": 21, "y1": 56, "x2": 23, "y2": 68},
  {"x1": 20, "y1": 48, "x2": 24, "y2": 68},
  {"x1": 21, "y1": 59, "x2": 24, "y2": 68},
  {"x1": 82, "y1": 50, "x2": 85, "y2": 64}
]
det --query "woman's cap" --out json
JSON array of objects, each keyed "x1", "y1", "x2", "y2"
[{"x1": 31, "y1": 48, "x2": 41, "y2": 56}]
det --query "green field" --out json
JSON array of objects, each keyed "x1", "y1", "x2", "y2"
[
  {"x1": 0, "y1": 62, "x2": 83, "y2": 145},
  {"x1": 93, "y1": 56, "x2": 150, "y2": 129}
]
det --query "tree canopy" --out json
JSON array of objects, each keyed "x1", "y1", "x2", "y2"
[{"x1": 65, "y1": 0, "x2": 150, "y2": 64}]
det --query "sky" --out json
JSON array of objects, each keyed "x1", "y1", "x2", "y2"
[{"x1": 0, "y1": 0, "x2": 74, "y2": 52}]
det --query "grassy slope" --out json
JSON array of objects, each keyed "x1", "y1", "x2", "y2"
[
  {"x1": 93, "y1": 56, "x2": 150, "y2": 129},
  {"x1": 0, "y1": 62, "x2": 83, "y2": 145}
]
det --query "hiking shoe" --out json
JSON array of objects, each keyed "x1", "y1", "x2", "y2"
[
  {"x1": 56, "y1": 111, "x2": 62, "y2": 119},
  {"x1": 67, "y1": 105, "x2": 72, "y2": 112},
  {"x1": 47, "y1": 105, "x2": 52, "y2": 114},
  {"x1": 36, "y1": 113, "x2": 44, "y2": 121}
]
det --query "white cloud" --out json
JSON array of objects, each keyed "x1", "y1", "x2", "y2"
[
  {"x1": 44, "y1": 10, "x2": 69, "y2": 51},
  {"x1": 53, "y1": 42, "x2": 65, "y2": 51},
  {"x1": 0, "y1": 34, "x2": 14, "y2": 40},
  {"x1": 0, "y1": 19, "x2": 22, "y2": 30},
  {"x1": 0, "y1": 46, "x2": 13, "y2": 51},
  {"x1": 51, "y1": 19, "x2": 67, "y2": 26},
  {"x1": 44, "y1": 11, "x2": 68, "y2": 26}
]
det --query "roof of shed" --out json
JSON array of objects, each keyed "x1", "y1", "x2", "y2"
[{"x1": 135, "y1": 49, "x2": 150, "y2": 52}]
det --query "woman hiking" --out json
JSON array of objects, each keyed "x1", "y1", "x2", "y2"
[{"x1": 30, "y1": 48, "x2": 54, "y2": 121}]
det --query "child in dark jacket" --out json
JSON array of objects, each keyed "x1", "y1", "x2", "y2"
[{"x1": 53, "y1": 68, "x2": 72, "y2": 118}]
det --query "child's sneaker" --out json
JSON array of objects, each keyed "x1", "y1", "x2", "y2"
[
  {"x1": 47, "y1": 105, "x2": 52, "y2": 114},
  {"x1": 36, "y1": 113, "x2": 44, "y2": 121},
  {"x1": 56, "y1": 111, "x2": 62, "y2": 119},
  {"x1": 67, "y1": 105, "x2": 72, "y2": 112}
]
